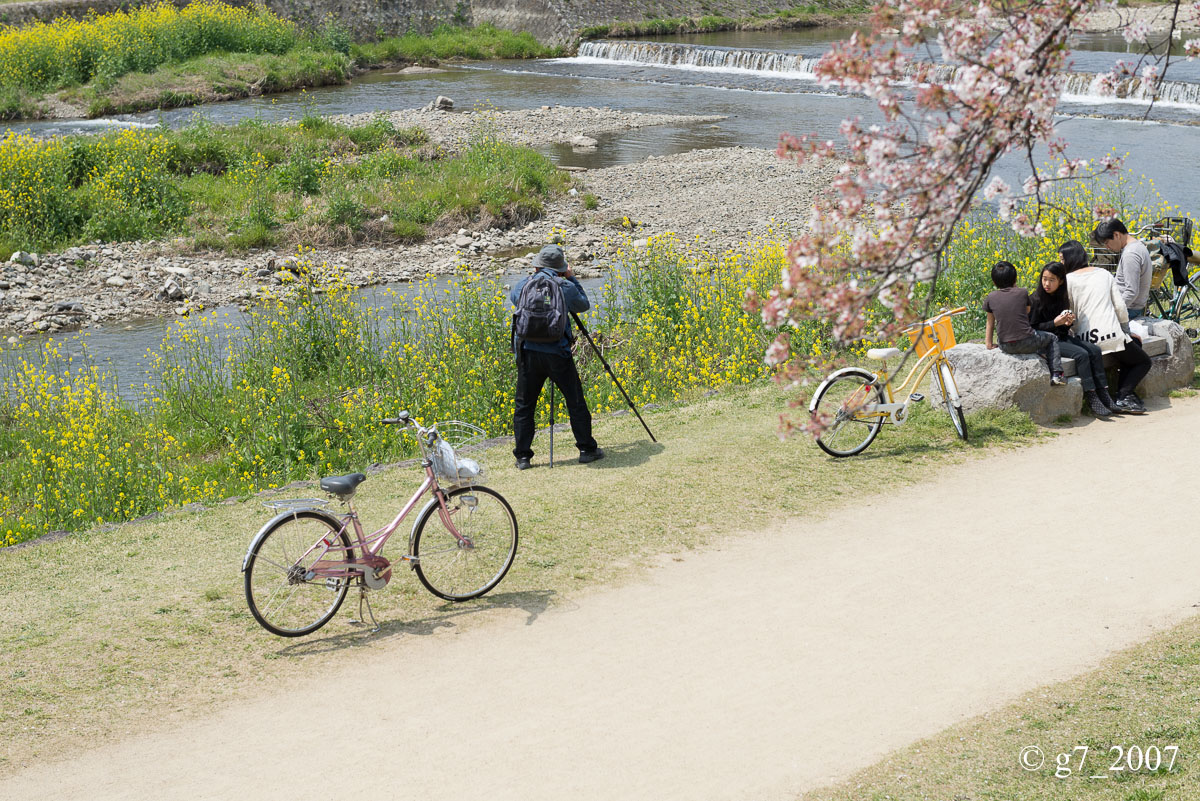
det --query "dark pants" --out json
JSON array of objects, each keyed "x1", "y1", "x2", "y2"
[
  {"x1": 513, "y1": 348, "x2": 598, "y2": 460},
  {"x1": 1110, "y1": 338, "x2": 1152, "y2": 398},
  {"x1": 1000, "y1": 330, "x2": 1062, "y2": 375},
  {"x1": 1059, "y1": 337, "x2": 1108, "y2": 393}
]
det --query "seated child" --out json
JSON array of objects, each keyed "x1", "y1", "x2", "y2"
[{"x1": 983, "y1": 261, "x2": 1065, "y2": 385}]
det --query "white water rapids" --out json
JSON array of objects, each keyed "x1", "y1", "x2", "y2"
[{"x1": 575, "y1": 40, "x2": 1200, "y2": 111}]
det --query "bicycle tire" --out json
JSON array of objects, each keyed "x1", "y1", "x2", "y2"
[
  {"x1": 811, "y1": 368, "x2": 886, "y2": 457},
  {"x1": 413, "y1": 486, "x2": 518, "y2": 602},
  {"x1": 1176, "y1": 270, "x2": 1200, "y2": 345},
  {"x1": 937, "y1": 361, "x2": 968, "y2": 441},
  {"x1": 244, "y1": 511, "x2": 353, "y2": 637},
  {"x1": 1147, "y1": 286, "x2": 1171, "y2": 320}
]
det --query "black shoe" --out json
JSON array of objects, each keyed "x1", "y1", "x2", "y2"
[
  {"x1": 1084, "y1": 389, "x2": 1113, "y2": 417},
  {"x1": 1096, "y1": 386, "x2": 1117, "y2": 410},
  {"x1": 1114, "y1": 396, "x2": 1147, "y2": 415},
  {"x1": 515, "y1": 457, "x2": 532, "y2": 470},
  {"x1": 1050, "y1": 372, "x2": 1066, "y2": 386},
  {"x1": 578, "y1": 447, "x2": 605, "y2": 464}
]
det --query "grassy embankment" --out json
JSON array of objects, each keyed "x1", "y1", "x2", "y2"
[
  {"x1": 0, "y1": 166, "x2": 1191, "y2": 548},
  {"x1": 0, "y1": 377, "x2": 1038, "y2": 772},
  {"x1": 0, "y1": 114, "x2": 568, "y2": 255},
  {"x1": 0, "y1": 1, "x2": 557, "y2": 119},
  {"x1": 579, "y1": 2, "x2": 870, "y2": 39}
]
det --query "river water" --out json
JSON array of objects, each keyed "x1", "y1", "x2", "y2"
[{"x1": 8, "y1": 27, "x2": 1200, "y2": 397}]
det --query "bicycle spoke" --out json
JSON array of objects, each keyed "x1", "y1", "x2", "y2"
[
  {"x1": 414, "y1": 487, "x2": 518, "y2": 601},
  {"x1": 245, "y1": 514, "x2": 351, "y2": 637},
  {"x1": 813, "y1": 371, "x2": 884, "y2": 457}
]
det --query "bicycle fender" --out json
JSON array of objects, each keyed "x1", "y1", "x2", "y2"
[
  {"x1": 809, "y1": 367, "x2": 880, "y2": 413},
  {"x1": 241, "y1": 507, "x2": 346, "y2": 573}
]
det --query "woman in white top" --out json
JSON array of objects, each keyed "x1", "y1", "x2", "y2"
[{"x1": 1058, "y1": 240, "x2": 1152, "y2": 414}]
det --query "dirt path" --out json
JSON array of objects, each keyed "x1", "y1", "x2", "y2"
[{"x1": 6, "y1": 395, "x2": 1200, "y2": 801}]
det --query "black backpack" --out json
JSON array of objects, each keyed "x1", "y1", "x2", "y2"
[{"x1": 513, "y1": 271, "x2": 568, "y2": 346}]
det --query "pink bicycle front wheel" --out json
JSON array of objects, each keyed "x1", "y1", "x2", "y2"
[{"x1": 413, "y1": 486, "x2": 518, "y2": 601}]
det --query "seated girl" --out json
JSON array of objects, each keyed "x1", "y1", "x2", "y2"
[
  {"x1": 1030, "y1": 261, "x2": 1116, "y2": 417},
  {"x1": 1057, "y1": 240, "x2": 1152, "y2": 415}
]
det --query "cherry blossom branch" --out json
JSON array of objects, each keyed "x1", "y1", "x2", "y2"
[{"x1": 749, "y1": 0, "x2": 1182, "y2": 437}]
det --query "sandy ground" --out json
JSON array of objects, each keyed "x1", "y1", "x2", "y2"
[{"x1": 4, "y1": 395, "x2": 1200, "y2": 800}]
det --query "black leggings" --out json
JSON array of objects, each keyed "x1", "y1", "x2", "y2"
[
  {"x1": 1109, "y1": 338, "x2": 1152, "y2": 397},
  {"x1": 1058, "y1": 337, "x2": 1107, "y2": 393}
]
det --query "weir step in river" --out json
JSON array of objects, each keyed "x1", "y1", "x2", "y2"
[{"x1": 578, "y1": 39, "x2": 1200, "y2": 111}]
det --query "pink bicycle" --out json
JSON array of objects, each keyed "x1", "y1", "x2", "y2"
[{"x1": 242, "y1": 411, "x2": 518, "y2": 637}]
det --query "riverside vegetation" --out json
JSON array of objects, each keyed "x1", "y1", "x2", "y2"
[
  {"x1": 0, "y1": 168, "x2": 1187, "y2": 547},
  {"x1": 0, "y1": 1, "x2": 557, "y2": 119},
  {"x1": 0, "y1": 113, "x2": 567, "y2": 254}
]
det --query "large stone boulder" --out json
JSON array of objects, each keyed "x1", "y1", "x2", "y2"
[
  {"x1": 935, "y1": 343, "x2": 1083, "y2": 424},
  {"x1": 1130, "y1": 318, "x2": 1194, "y2": 397}
]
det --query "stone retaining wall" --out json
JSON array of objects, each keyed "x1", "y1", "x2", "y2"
[{"x1": 0, "y1": 0, "x2": 848, "y2": 44}]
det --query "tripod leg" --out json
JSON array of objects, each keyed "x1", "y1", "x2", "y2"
[{"x1": 569, "y1": 311, "x2": 657, "y2": 443}]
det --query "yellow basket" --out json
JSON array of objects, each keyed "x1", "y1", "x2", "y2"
[
  {"x1": 1150, "y1": 264, "x2": 1169, "y2": 291},
  {"x1": 907, "y1": 316, "x2": 957, "y2": 357}
]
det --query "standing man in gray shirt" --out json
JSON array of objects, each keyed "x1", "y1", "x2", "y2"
[{"x1": 1094, "y1": 218, "x2": 1152, "y2": 319}]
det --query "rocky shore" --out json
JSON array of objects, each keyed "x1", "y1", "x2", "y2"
[
  {"x1": 1079, "y1": 4, "x2": 1200, "y2": 33},
  {"x1": 334, "y1": 104, "x2": 727, "y2": 149},
  {"x1": 0, "y1": 108, "x2": 834, "y2": 337}
]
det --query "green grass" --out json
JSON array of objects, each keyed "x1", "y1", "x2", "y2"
[
  {"x1": 351, "y1": 24, "x2": 560, "y2": 66},
  {"x1": 0, "y1": 1, "x2": 299, "y2": 95},
  {"x1": 61, "y1": 47, "x2": 354, "y2": 118},
  {"x1": 0, "y1": 381, "x2": 1037, "y2": 770},
  {"x1": 0, "y1": 11, "x2": 558, "y2": 120},
  {"x1": 802, "y1": 609, "x2": 1200, "y2": 801},
  {"x1": 0, "y1": 115, "x2": 566, "y2": 254}
]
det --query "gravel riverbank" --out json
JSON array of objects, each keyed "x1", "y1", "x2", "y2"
[
  {"x1": 0, "y1": 108, "x2": 831, "y2": 337},
  {"x1": 1079, "y1": 3, "x2": 1200, "y2": 33}
]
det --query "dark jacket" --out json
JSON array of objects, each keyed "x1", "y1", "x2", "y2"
[
  {"x1": 509, "y1": 270, "x2": 591, "y2": 357},
  {"x1": 1030, "y1": 290, "x2": 1070, "y2": 340}
]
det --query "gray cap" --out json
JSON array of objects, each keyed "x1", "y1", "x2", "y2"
[{"x1": 531, "y1": 244, "x2": 568, "y2": 274}]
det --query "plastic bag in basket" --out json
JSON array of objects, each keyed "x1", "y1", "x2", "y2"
[{"x1": 431, "y1": 439, "x2": 484, "y2": 486}]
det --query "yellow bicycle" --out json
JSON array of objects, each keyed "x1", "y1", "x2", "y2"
[{"x1": 810, "y1": 307, "x2": 968, "y2": 457}]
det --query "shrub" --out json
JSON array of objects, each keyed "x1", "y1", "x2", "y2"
[
  {"x1": 0, "y1": 1, "x2": 299, "y2": 93},
  {"x1": 277, "y1": 150, "x2": 325, "y2": 195},
  {"x1": 326, "y1": 190, "x2": 365, "y2": 228}
]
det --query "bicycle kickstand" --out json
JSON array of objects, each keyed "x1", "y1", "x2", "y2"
[{"x1": 353, "y1": 584, "x2": 380, "y2": 633}]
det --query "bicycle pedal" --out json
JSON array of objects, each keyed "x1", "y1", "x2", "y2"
[{"x1": 909, "y1": 393, "x2": 925, "y2": 403}]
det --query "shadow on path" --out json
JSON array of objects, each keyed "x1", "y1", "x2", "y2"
[{"x1": 275, "y1": 589, "x2": 557, "y2": 657}]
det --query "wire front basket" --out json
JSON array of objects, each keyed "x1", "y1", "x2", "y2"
[
  {"x1": 428, "y1": 421, "x2": 487, "y2": 488},
  {"x1": 436, "y1": 421, "x2": 487, "y2": 451}
]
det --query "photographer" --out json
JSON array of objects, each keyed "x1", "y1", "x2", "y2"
[{"x1": 510, "y1": 245, "x2": 604, "y2": 470}]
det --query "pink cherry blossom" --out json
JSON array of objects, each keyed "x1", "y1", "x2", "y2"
[{"x1": 752, "y1": 0, "x2": 1192, "y2": 436}]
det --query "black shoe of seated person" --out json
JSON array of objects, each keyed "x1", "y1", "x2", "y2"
[
  {"x1": 1114, "y1": 395, "x2": 1147, "y2": 415},
  {"x1": 1050, "y1": 372, "x2": 1066, "y2": 387},
  {"x1": 579, "y1": 447, "x2": 605, "y2": 464},
  {"x1": 1084, "y1": 389, "x2": 1113, "y2": 417}
]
